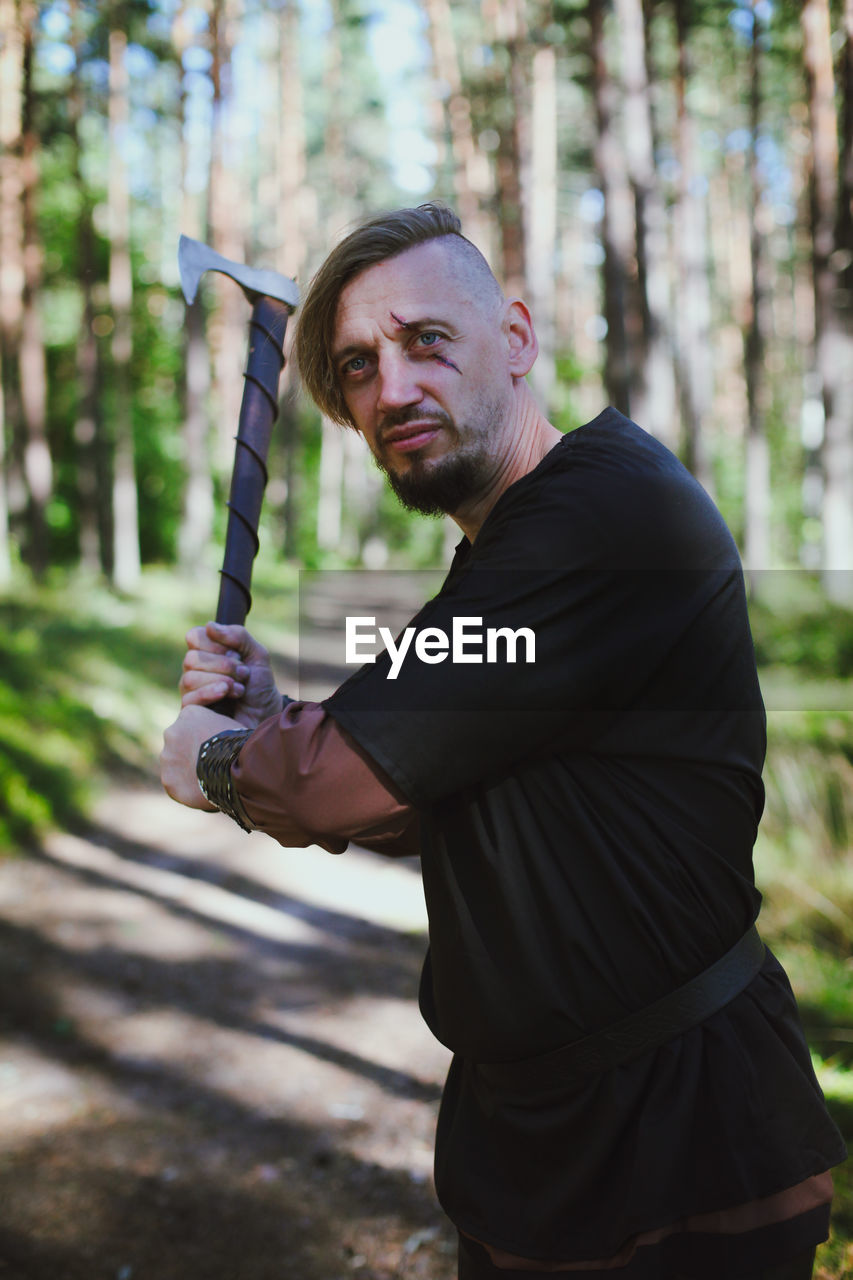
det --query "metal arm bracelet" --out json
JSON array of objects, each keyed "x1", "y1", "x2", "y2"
[{"x1": 196, "y1": 728, "x2": 254, "y2": 833}]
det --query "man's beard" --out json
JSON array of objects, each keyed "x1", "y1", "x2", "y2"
[
  {"x1": 375, "y1": 407, "x2": 498, "y2": 517},
  {"x1": 383, "y1": 448, "x2": 490, "y2": 517}
]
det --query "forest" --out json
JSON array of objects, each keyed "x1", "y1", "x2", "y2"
[
  {"x1": 0, "y1": 0, "x2": 850, "y2": 586},
  {"x1": 0, "y1": 0, "x2": 852, "y2": 1277}
]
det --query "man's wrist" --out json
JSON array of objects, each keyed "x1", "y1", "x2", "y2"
[{"x1": 196, "y1": 728, "x2": 254, "y2": 832}]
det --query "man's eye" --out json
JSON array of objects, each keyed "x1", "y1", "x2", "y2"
[
  {"x1": 416, "y1": 332, "x2": 441, "y2": 348},
  {"x1": 343, "y1": 356, "x2": 367, "y2": 374}
]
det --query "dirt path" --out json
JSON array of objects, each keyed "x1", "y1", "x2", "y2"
[
  {"x1": 0, "y1": 784, "x2": 455, "y2": 1279},
  {"x1": 0, "y1": 573, "x2": 460, "y2": 1279}
]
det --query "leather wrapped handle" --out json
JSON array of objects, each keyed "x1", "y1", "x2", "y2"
[
  {"x1": 216, "y1": 294, "x2": 291, "y2": 626},
  {"x1": 211, "y1": 294, "x2": 291, "y2": 718}
]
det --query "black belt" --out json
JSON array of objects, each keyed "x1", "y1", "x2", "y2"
[{"x1": 475, "y1": 924, "x2": 766, "y2": 1092}]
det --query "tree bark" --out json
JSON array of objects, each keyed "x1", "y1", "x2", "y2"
[
  {"x1": 17, "y1": 2, "x2": 52, "y2": 576},
  {"x1": 743, "y1": 2, "x2": 771, "y2": 578},
  {"x1": 615, "y1": 0, "x2": 676, "y2": 447},
  {"x1": 526, "y1": 39, "x2": 558, "y2": 410},
  {"x1": 314, "y1": 0, "x2": 356, "y2": 556},
  {"x1": 0, "y1": 0, "x2": 23, "y2": 581},
  {"x1": 174, "y1": 7, "x2": 214, "y2": 572},
  {"x1": 70, "y1": 0, "x2": 106, "y2": 574},
  {"x1": 208, "y1": 0, "x2": 246, "y2": 472},
  {"x1": 424, "y1": 0, "x2": 493, "y2": 258},
  {"x1": 588, "y1": 0, "x2": 634, "y2": 417},
  {"x1": 672, "y1": 0, "x2": 714, "y2": 492},
  {"x1": 276, "y1": 0, "x2": 308, "y2": 562},
  {"x1": 108, "y1": 24, "x2": 141, "y2": 591},
  {"x1": 177, "y1": 300, "x2": 215, "y2": 571},
  {"x1": 802, "y1": 0, "x2": 853, "y2": 601}
]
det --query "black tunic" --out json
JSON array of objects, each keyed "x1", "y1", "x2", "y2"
[{"x1": 325, "y1": 409, "x2": 846, "y2": 1264}]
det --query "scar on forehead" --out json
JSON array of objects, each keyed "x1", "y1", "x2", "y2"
[{"x1": 389, "y1": 311, "x2": 463, "y2": 375}]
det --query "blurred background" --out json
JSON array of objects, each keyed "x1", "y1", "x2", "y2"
[{"x1": 0, "y1": 0, "x2": 851, "y2": 1276}]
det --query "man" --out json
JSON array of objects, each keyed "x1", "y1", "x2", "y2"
[{"x1": 161, "y1": 204, "x2": 845, "y2": 1279}]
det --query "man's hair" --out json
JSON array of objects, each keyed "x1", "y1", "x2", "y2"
[{"x1": 293, "y1": 203, "x2": 502, "y2": 426}]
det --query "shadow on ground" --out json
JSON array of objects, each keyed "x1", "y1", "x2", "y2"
[{"x1": 0, "y1": 786, "x2": 455, "y2": 1280}]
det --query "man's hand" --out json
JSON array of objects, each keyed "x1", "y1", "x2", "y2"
[
  {"x1": 180, "y1": 621, "x2": 282, "y2": 729},
  {"x1": 160, "y1": 703, "x2": 239, "y2": 809}
]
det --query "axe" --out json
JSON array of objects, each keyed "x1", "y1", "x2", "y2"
[{"x1": 178, "y1": 235, "x2": 299, "y2": 635}]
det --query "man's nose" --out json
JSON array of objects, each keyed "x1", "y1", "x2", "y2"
[{"x1": 376, "y1": 351, "x2": 423, "y2": 412}]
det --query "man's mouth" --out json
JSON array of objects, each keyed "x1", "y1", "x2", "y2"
[{"x1": 382, "y1": 422, "x2": 443, "y2": 454}]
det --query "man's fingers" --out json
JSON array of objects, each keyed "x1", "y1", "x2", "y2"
[
  {"x1": 181, "y1": 682, "x2": 243, "y2": 709},
  {"x1": 203, "y1": 621, "x2": 256, "y2": 655},
  {"x1": 185, "y1": 623, "x2": 228, "y2": 655},
  {"x1": 182, "y1": 646, "x2": 249, "y2": 678},
  {"x1": 180, "y1": 664, "x2": 246, "y2": 703},
  {"x1": 186, "y1": 621, "x2": 269, "y2": 666}
]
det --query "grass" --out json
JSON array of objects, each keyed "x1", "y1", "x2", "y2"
[{"x1": 0, "y1": 558, "x2": 299, "y2": 848}]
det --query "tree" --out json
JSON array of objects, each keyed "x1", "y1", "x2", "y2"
[
  {"x1": 0, "y1": 0, "x2": 23, "y2": 583},
  {"x1": 588, "y1": 0, "x2": 634, "y2": 416},
  {"x1": 526, "y1": 27, "x2": 559, "y2": 409},
  {"x1": 424, "y1": 0, "x2": 493, "y2": 259},
  {"x1": 174, "y1": 3, "x2": 215, "y2": 571},
  {"x1": 17, "y1": 0, "x2": 53, "y2": 577},
  {"x1": 615, "y1": 0, "x2": 677, "y2": 447},
  {"x1": 743, "y1": 0, "x2": 771, "y2": 576},
  {"x1": 70, "y1": 0, "x2": 107, "y2": 574},
  {"x1": 672, "y1": 0, "x2": 714, "y2": 491},
  {"x1": 802, "y1": 0, "x2": 853, "y2": 601},
  {"x1": 107, "y1": 20, "x2": 140, "y2": 591}
]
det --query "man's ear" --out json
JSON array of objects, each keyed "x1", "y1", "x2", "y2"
[{"x1": 504, "y1": 299, "x2": 539, "y2": 378}]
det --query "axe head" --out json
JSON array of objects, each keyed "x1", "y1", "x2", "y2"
[{"x1": 178, "y1": 235, "x2": 299, "y2": 308}]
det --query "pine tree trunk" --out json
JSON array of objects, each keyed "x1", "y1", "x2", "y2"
[
  {"x1": 424, "y1": 0, "x2": 493, "y2": 257},
  {"x1": 17, "y1": 3, "x2": 51, "y2": 576},
  {"x1": 615, "y1": 0, "x2": 676, "y2": 447},
  {"x1": 0, "y1": 354, "x2": 10, "y2": 584},
  {"x1": 173, "y1": 6, "x2": 215, "y2": 575},
  {"x1": 209, "y1": 0, "x2": 246, "y2": 472},
  {"x1": 276, "y1": 0, "x2": 307, "y2": 562},
  {"x1": 672, "y1": 0, "x2": 714, "y2": 492},
  {"x1": 108, "y1": 26, "x2": 140, "y2": 591},
  {"x1": 315, "y1": 0, "x2": 356, "y2": 555},
  {"x1": 588, "y1": 0, "x2": 634, "y2": 416},
  {"x1": 479, "y1": 0, "x2": 528, "y2": 293},
  {"x1": 526, "y1": 40, "x2": 558, "y2": 410},
  {"x1": 174, "y1": 12, "x2": 214, "y2": 573},
  {"x1": 803, "y1": 0, "x2": 853, "y2": 602},
  {"x1": 178, "y1": 300, "x2": 215, "y2": 571},
  {"x1": 70, "y1": 0, "x2": 105, "y2": 574},
  {"x1": 743, "y1": 3, "x2": 771, "y2": 577},
  {"x1": 0, "y1": 0, "x2": 25, "y2": 576}
]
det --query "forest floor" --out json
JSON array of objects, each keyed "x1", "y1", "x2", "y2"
[
  {"x1": 0, "y1": 570, "x2": 849, "y2": 1280},
  {"x1": 0, "y1": 783, "x2": 457, "y2": 1280},
  {"x1": 0, "y1": 571, "x2": 460, "y2": 1280}
]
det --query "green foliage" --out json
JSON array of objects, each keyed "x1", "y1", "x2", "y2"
[
  {"x1": 0, "y1": 571, "x2": 209, "y2": 850},
  {"x1": 551, "y1": 352, "x2": 588, "y2": 435},
  {"x1": 750, "y1": 583, "x2": 853, "y2": 678}
]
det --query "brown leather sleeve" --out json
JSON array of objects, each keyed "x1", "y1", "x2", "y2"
[{"x1": 230, "y1": 701, "x2": 420, "y2": 857}]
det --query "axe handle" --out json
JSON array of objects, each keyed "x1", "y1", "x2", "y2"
[
  {"x1": 216, "y1": 294, "x2": 290, "y2": 624},
  {"x1": 212, "y1": 294, "x2": 291, "y2": 714}
]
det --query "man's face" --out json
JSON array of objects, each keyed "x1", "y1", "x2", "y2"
[{"x1": 331, "y1": 241, "x2": 514, "y2": 516}]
